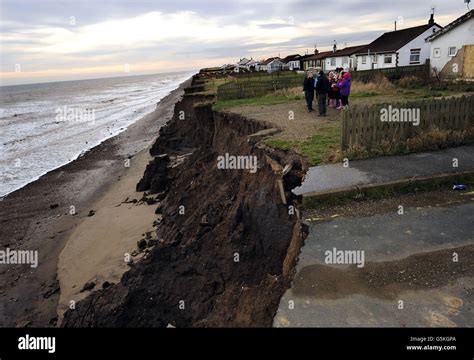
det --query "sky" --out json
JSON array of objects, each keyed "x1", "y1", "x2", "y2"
[{"x1": 0, "y1": 0, "x2": 470, "y2": 85}]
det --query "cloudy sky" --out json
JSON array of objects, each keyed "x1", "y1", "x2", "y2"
[{"x1": 0, "y1": 0, "x2": 469, "y2": 85}]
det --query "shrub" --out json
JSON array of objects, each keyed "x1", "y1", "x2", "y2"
[
  {"x1": 397, "y1": 76, "x2": 425, "y2": 89},
  {"x1": 351, "y1": 76, "x2": 395, "y2": 95}
]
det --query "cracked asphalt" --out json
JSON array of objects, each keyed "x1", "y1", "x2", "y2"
[{"x1": 274, "y1": 195, "x2": 474, "y2": 327}]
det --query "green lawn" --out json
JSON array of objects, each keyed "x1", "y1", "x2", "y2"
[
  {"x1": 265, "y1": 122, "x2": 341, "y2": 166},
  {"x1": 199, "y1": 72, "x2": 303, "y2": 97},
  {"x1": 213, "y1": 94, "x2": 303, "y2": 111}
]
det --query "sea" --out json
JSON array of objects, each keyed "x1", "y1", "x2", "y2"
[{"x1": 0, "y1": 71, "x2": 196, "y2": 197}]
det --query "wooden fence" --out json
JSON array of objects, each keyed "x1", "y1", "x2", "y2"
[
  {"x1": 217, "y1": 75, "x2": 303, "y2": 100},
  {"x1": 352, "y1": 64, "x2": 430, "y2": 83},
  {"x1": 341, "y1": 95, "x2": 474, "y2": 150}
]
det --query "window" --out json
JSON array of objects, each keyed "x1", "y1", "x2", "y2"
[
  {"x1": 448, "y1": 47, "x2": 457, "y2": 57},
  {"x1": 371, "y1": 55, "x2": 377, "y2": 63},
  {"x1": 342, "y1": 57, "x2": 349, "y2": 66},
  {"x1": 330, "y1": 58, "x2": 336, "y2": 66},
  {"x1": 433, "y1": 48, "x2": 441, "y2": 58},
  {"x1": 361, "y1": 55, "x2": 367, "y2": 64},
  {"x1": 409, "y1": 49, "x2": 421, "y2": 64},
  {"x1": 384, "y1": 54, "x2": 392, "y2": 64}
]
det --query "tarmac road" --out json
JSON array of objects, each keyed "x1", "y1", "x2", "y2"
[{"x1": 274, "y1": 197, "x2": 474, "y2": 327}]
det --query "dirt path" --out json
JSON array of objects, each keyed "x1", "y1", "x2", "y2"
[{"x1": 227, "y1": 100, "x2": 341, "y2": 141}]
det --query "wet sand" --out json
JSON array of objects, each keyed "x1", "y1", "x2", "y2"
[
  {"x1": 0, "y1": 78, "x2": 191, "y2": 327},
  {"x1": 56, "y1": 148, "x2": 157, "y2": 321}
]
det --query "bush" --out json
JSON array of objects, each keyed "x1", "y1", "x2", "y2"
[
  {"x1": 397, "y1": 76, "x2": 425, "y2": 89},
  {"x1": 351, "y1": 76, "x2": 395, "y2": 95}
]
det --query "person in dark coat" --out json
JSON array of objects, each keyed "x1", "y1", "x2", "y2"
[
  {"x1": 315, "y1": 70, "x2": 330, "y2": 116},
  {"x1": 303, "y1": 72, "x2": 315, "y2": 112}
]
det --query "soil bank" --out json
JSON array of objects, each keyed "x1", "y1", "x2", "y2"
[{"x1": 61, "y1": 73, "x2": 308, "y2": 327}]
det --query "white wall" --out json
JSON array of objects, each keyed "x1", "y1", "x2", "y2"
[
  {"x1": 325, "y1": 56, "x2": 351, "y2": 71},
  {"x1": 429, "y1": 18, "x2": 474, "y2": 73},
  {"x1": 325, "y1": 55, "x2": 359, "y2": 71},
  {"x1": 268, "y1": 60, "x2": 284, "y2": 72},
  {"x1": 287, "y1": 60, "x2": 300, "y2": 70},
  {"x1": 398, "y1": 24, "x2": 441, "y2": 66},
  {"x1": 356, "y1": 53, "x2": 396, "y2": 70}
]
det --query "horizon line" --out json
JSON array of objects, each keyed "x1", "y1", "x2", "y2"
[{"x1": 0, "y1": 69, "x2": 199, "y2": 88}]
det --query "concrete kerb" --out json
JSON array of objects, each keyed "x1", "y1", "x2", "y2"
[{"x1": 301, "y1": 170, "x2": 474, "y2": 208}]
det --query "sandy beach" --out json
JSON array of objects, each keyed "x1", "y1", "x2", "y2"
[{"x1": 0, "y1": 78, "x2": 191, "y2": 327}]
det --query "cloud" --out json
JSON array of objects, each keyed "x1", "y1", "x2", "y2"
[
  {"x1": 4, "y1": 11, "x2": 304, "y2": 55},
  {"x1": 0, "y1": 0, "x2": 467, "y2": 85}
]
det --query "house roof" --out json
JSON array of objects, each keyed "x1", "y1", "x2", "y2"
[
  {"x1": 237, "y1": 58, "x2": 251, "y2": 65},
  {"x1": 259, "y1": 57, "x2": 279, "y2": 65},
  {"x1": 281, "y1": 54, "x2": 301, "y2": 62},
  {"x1": 426, "y1": 10, "x2": 474, "y2": 42},
  {"x1": 325, "y1": 45, "x2": 369, "y2": 58},
  {"x1": 355, "y1": 23, "x2": 441, "y2": 55},
  {"x1": 303, "y1": 51, "x2": 333, "y2": 61}
]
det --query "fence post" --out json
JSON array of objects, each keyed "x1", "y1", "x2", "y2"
[{"x1": 341, "y1": 110, "x2": 348, "y2": 151}]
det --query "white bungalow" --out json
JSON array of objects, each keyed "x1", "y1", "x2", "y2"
[
  {"x1": 324, "y1": 44, "x2": 368, "y2": 71},
  {"x1": 355, "y1": 14, "x2": 442, "y2": 70},
  {"x1": 425, "y1": 10, "x2": 474, "y2": 79}
]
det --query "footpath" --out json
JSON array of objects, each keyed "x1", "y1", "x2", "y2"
[{"x1": 293, "y1": 145, "x2": 474, "y2": 205}]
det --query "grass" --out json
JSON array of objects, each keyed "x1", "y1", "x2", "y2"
[
  {"x1": 351, "y1": 91, "x2": 378, "y2": 98},
  {"x1": 199, "y1": 72, "x2": 303, "y2": 96},
  {"x1": 199, "y1": 78, "x2": 230, "y2": 95},
  {"x1": 213, "y1": 90, "x2": 303, "y2": 111},
  {"x1": 265, "y1": 122, "x2": 341, "y2": 166}
]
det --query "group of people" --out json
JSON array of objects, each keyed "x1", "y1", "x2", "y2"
[{"x1": 303, "y1": 67, "x2": 352, "y2": 116}]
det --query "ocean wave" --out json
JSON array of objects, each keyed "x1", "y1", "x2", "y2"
[{"x1": 0, "y1": 71, "x2": 195, "y2": 197}]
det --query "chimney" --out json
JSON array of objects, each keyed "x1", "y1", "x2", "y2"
[
  {"x1": 314, "y1": 48, "x2": 319, "y2": 55},
  {"x1": 429, "y1": 6, "x2": 435, "y2": 25},
  {"x1": 394, "y1": 20, "x2": 397, "y2": 31},
  {"x1": 428, "y1": 13, "x2": 434, "y2": 25},
  {"x1": 333, "y1": 41, "x2": 337, "y2": 53}
]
